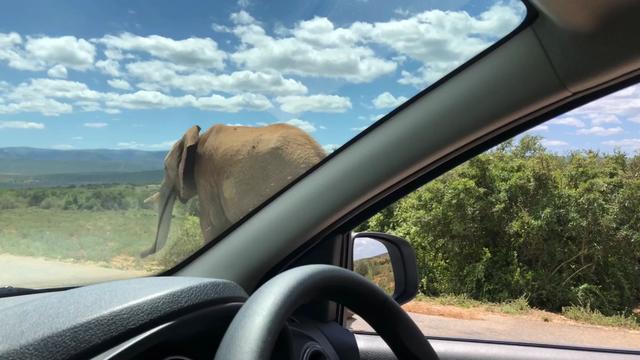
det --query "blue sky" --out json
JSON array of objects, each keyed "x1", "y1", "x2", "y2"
[
  {"x1": 0, "y1": 0, "x2": 539, "y2": 152},
  {"x1": 522, "y1": 85, "x2": 640, "y2": 153}
]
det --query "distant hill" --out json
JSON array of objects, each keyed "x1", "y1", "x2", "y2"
[
  {"x1": 0, "y1": 147, "x2": 166, "y2": 176},
  {"x1": 0, "y1": 170, "x2": 164, "y2": 189},
  {"x1": 0, "y1": 147, "x2": 167, "y2": 188}
]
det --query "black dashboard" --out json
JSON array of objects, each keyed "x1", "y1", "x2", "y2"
[{"x1": 0, "y1": 277, "x2": 356, "y2": 360}]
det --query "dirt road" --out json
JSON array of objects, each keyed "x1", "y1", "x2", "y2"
[
  {"x1": 350, "y1": 302, "x2": 640, "y2": 351},
  {"x1": 0, "y1": 254, "x2": 148, "y2": 288}
]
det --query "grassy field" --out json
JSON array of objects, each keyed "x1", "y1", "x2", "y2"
[{"x1": 0, "y1": 207, "x2": 193, "y2": 271}]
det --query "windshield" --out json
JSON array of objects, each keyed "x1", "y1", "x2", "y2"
[{"x1": 0, "y1": 0, "x2": 525, "y2": 288}]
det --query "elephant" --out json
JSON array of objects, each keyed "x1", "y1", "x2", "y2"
[{"x1": 140, "y1": 123, "x2": 326, "y2": 257}]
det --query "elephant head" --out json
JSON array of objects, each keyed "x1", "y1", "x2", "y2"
[{"x1": 140, "y1": 125, "x2": 200, "y2": 257}]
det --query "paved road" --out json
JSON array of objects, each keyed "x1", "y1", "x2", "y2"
[
  {"x1": 0, "y1": 254, "x2": 147, "y2": 288},
  {"x1": 351, "y1": 310, "x2": 640, "y2": 351}
]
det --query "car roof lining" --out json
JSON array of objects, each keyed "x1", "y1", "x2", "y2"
[{"x1": 176, "y1": 0, "x2": 640, "y2": 293}]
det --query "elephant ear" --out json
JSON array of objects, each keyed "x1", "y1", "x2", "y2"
[{"x1": 176, "y1": 125, "x2": 200, "y2": 201}]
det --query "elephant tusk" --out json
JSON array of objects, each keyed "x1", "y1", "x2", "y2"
[{"x1": 144, "y1": 192, "x2": 160, "y2": 204}]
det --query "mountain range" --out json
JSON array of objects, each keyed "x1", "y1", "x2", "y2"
[{"x1": 0, "y1": 147, "x2": 166, "y2": 188}]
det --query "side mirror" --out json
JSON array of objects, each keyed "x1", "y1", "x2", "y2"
[{"x1": 349, "y1": 231, "x2": 418, "y2": 305}]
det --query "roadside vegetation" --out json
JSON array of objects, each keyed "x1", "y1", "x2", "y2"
[
  {"x1": 0, "y1": 184, "x2": 201, "y2": 271},
  {"x1": 1, "y1": 136, "x2": 638, "y2": 330},
  {"x1": 358, "y1": 136, "x2": 640, "y2": 328},
  {"x1": 410, "y1": 293, "x2": 640, "y2": 329}
]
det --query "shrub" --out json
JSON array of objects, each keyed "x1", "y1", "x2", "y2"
[
  {"x1": 156, "y1": 216, "x2": 202, "y2": 268},
  {"x1": 361, "y1": 136, "x2": 640, "y2": 315},
  {"x1": 562, "y1": 305, "x2": 640, "y2": 330}
]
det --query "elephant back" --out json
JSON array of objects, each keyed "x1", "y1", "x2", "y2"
[{"x1": 196, "y1": 124, "x2": 326, "y2": 224}]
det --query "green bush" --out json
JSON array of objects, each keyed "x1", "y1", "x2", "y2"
[
  {"x1": 360, "y1": 136, "x2": 640, "y2": 315},
  {"x1": 0, "y1": 185, "x2": 159, "y2": 212},
  {"x1": 156, "y1": 216, "x2": 202, "y2": 268}
]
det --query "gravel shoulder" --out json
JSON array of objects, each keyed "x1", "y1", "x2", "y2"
[
  {"x1": 0, "y1": 253, "x2": 149, "y2": 288},
  {"x1": 350, "y1": 301, "x2": 640, "y2": 350}
]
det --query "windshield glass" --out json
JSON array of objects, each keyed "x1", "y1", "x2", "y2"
[{"x1": 0, "y1": 0, "x2": 525, "y2": 288}]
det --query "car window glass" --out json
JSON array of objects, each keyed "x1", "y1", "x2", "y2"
[
  {"x1": 0, "y1": 1, "x2": 525, "y2": 288},
  {"x1": 348, "y1": 83, "x2": 640, "y2": 351}
]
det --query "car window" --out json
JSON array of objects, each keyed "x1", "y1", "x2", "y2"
[
  {"x1": 0, "y1": 1, "x2": 525, "y2": 289},
  {"x1": 348, "y1": 83, "x2": 640, "y2": 350}
]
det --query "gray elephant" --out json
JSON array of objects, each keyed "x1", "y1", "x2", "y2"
[{"x1": 141, "y1": 123, "x2": 326, "y2": 257}]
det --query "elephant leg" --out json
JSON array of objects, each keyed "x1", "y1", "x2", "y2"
[{"x1": 198, "y1": 192, "x2": 232, "y2": 244}]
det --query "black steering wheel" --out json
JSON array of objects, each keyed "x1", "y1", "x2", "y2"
[{"x1": 214, "y1": 264, "x2": 439, "y2": 360}]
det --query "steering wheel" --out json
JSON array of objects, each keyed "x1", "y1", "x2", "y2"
[{"x1": 214, "y1": 264, "x2": 439, "y2": 360}]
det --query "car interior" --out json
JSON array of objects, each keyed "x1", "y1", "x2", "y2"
[{"x1": 2, "y1": 1, "x2": 640, "y2": 359}]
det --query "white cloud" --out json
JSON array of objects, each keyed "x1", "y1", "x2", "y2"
[
  {"x1": 603, "y1": 138, "x2": 640, "y2": 151},
  {"x1": 370, "y1": 113, "x2": 384, "y2": 121},
  {"x1": 0, "y1": 79, "x2": 100, "y2": 115},
  {"x1": 97, "y1": 33, "x2": 227, "y2": 70},
  {"x1": 529, "y1": 124, "x2": 549, "y2": 132},
  {"x1": 0, "y1": 121, "x2": 44, "y2": 129},
  {"x1": 372, "y1": 92, "x2": 408, "y2": 109},
  {"x1": 279, "y1": 118, "x2": 316, "y2": 133},
  {"x1": 576, "y1": 126, "x2": 623, "y2": 136},
  {"x1": 10, "y1": 79, "x2": 102, "y2": 102},
  {"x1": 105, "y1": 90, "x2": 193, "y2": 110},
  {"x1": 230, "y1": 10, "x2": 256, "y2": 25},
  {"x1": 96, "y1": 58, "x2": 120, "y2": 76},
  {"x1": 226, "y1": 2, "x2": 523, "y2": 86},
  {"x1": 47, "y1": 64, "x2": 68, "y2": 78},
  {"x1": 588, "y1": 114, "x2": 620, "y2": 126},
  {"x1": 549, "y1": 117, "x2": 585, "y2": 128},
  {"x1": 276, "y1": 94, "x2": 351, "y2": 113},
  {"x1": 0, "y1": 97, "x2": 72, "y2": 116},
  {"x1": 126, "y1": 60, "x2": 307, "y2": 95},
  {"x1": 104, "y1": 90, "x2": 272, "y2": 113},
  {"x1": 72, "y1": 136, "x2": 83, "y2": 140},
  {"x1": 25, "y1": 36, "x2": 95, "y2": 71},
  {"x1": 0, "y1": 76, "x2": 273, "y2": 115},
  {"x1": 84, "y1": 122, "x2": 108, "y2": 128},
  {"x1": 0, "y1": 32, "x2": 38, "y2": 70},
  {"x1": 0, "y1": 33, "x2": 96, "y2": 72},
  {"x1": 107, "y1": 78, "x2": 131, "y2": 90},
  {"x1": 116, "y1": 140, "x2": 176, "y2": 150},
  {"x1": 0, "y1": 80, "x2": 9, "y2": 92},
  {"x1": 191, "y1": 93, "x2": 272, "y2": 112},
  {"x1": 52, "y1": 144, "x2": 74, "y2": 150},
  {"x1": 238, "y1": 0, "x2": 250, "y2": 8},
  {"x1": 322, "y1": 144, "x2": 340, "y2": 153},
  {"x1": 568, "y1": 85, "x2": 640, "y2": 126},
  {"x1": 375, "y1": 2, "x2": 525, "y2": 86},
  {"x1": 230, "y1": 15, "x2": 397, "y2": 83},
  {"x1": 352, "y1": 125, "x2": 368, "y2": 131},
  {"x1": 394, "y1": 8, "x2": 411, "y2": 17},
  {"x1": 540, "y1": 139, "x2": 568, "y2": 147}
]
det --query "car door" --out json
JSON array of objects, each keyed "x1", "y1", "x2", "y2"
[
  {"x1": 258, "y1": 76, "x2": 640, "y2": 359},
  {"x1": 344, "y1": 83, "x2": 640, "y2": 358}
]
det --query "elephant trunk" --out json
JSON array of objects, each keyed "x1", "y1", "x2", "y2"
[{"x1": 140, "y1": 182, "x2": 177, "y2": 258}]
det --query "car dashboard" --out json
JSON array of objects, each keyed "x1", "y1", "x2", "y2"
[{"x1": 0, "y1": 277, "x2": 356, "y2": 360}]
